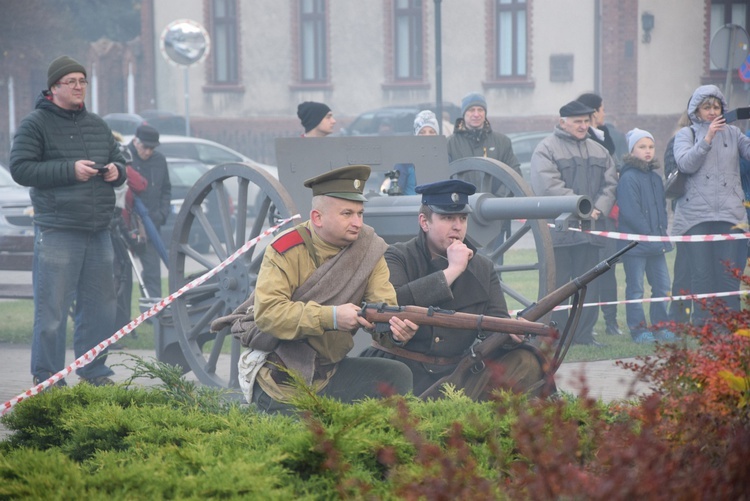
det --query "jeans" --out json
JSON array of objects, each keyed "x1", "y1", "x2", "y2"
[
  {"x1": 685, "y1": 221, "x2": 744, "y2": 326},
  {"x1": 622, "y1": 254, "x2": 671, "y2": 335},
  {"x1": 31, "y1": 227, "x2": 116, "y2": 380},
  {"x1": 251, "y1": 356, "x2": 413, "y2": 415},
  {"x1": 135, "y1": 238, "x2": 163, "y2": 299}
]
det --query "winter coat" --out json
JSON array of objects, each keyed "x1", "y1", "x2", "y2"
[
  {"x1": 383, "y1": 231, "x2": 509, "y2": 358},
  {"x1": 447, "y1": 118, "x2": 521, "y2": 174},
  {"x1": 616, "y1": 155, "x2": 673, "y2": 256},
  {"x1": 587, "y1": 124, "x2": 616, "y2": 156},
  {"x1": 529, "y1": 125, "x2": 618, "y2": 246},
  {"x1": 10, "y1": 91, "x2": 126, "y2": 231},
  {"x1": 127, "y1": 143, "x2": 172, "y2": 227},
  {"x1": 671, "y1": 84, "x2": 750, "y2": 236}
]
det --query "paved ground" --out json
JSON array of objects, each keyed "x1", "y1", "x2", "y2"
[{"x1": 0, "y1": 342, "x2": 652, "y2": 440}]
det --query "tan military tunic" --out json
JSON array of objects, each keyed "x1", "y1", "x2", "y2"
[{"x1": 254, "y1": 220, "x2": 396, "y2": 365}]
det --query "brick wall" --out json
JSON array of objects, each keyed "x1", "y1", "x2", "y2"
[{"x1": 600, "y1": 0, "x2": 638, "y2": 117}]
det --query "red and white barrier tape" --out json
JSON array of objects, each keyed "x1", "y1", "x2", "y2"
[
  {"x1": 509, "y1": 289, "x2": 750, "y2": 316},
  {"x1": 554, "y1": 224, "x2": 750, "y2": 243},
  {"x1": 1, "y1": 214, "x2": 301, "y2": 416}
]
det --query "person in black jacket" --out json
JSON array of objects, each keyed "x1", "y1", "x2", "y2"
[
  {"x1": 128, "y1": 125, "x2": 171, "y2": 299},
  {"x1": 616, "y1": 129, "x2": 673, "y2": 343},
  {"x1": 360, "y1": 180, "x2": 546, "y2": 397},
  {"x1": 10, "y1": 55, "x2": 126, "y2": 387},
  {"x1": 577, "y1": 93, "x2": 623, "y2": 337}
]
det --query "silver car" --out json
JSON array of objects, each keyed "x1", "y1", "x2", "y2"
[{"x1": 0, "y1": 166, "x2": 34, "y2": 238}]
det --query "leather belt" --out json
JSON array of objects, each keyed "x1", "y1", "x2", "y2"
[{"x1": 371, "y1": 341, "x2": 464, "y2": 366}]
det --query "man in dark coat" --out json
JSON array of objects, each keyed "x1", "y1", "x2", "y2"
[
  {"x1": 577, "y1": 93, "x2": 623, "y2": 337},
  {"x1": 360, "y1": 180, "x2": 545, "y2": 397},
  {"x1": 10, "y1": 55, "x2": 126, "y2": 386},
  {"x1": 128, "y1": 125, "x2": 171, "y2": 299}
]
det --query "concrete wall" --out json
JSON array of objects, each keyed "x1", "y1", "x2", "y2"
[{"x1": 637, "y1": 0, "x2": 706, "y2": 115}]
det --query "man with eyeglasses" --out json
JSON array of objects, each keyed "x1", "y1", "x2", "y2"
[{"x1": 10, "y1": 55, "x2": 127, "y2": 387}]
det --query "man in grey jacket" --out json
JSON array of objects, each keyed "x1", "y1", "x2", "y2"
[
  {"x1": 530, "y1": 100, "x2": 617, "y2": 346},
  {"x1": 10, "y1": 55, "x2": 126, "y2": 386}
]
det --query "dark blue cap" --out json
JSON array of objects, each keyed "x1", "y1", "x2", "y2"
[{"x1": 415, "y1": 180, "x2": 476, "y2": 214}]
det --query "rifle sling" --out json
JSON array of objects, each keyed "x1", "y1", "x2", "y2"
[{"x1": 371, "y1": 341, "x2": 465, "y2": 366}]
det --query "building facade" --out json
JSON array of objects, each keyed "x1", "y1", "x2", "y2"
[{"x1": 1, "y1": 0, "x2": 748, "y2": 165}]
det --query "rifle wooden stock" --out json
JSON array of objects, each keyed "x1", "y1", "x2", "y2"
[
  {"x1": 360, "y1": 303, "x2": 558, "y2": 338},
  {"x1": 516, "y1": 241, "x2": 638, "y2": 322}
]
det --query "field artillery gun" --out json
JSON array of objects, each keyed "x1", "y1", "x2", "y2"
[{"x1": 154, "y1": 135, "x2": 591, "y2": 389}]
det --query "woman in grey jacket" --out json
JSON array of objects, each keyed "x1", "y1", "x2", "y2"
[{"x1": 672, "y1": 85, "x2": 750, "y2": 326}]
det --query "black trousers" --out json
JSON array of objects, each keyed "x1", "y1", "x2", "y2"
[
  {"x1": 552, "y1": 244, "x2": 601, "y2": 344},
  {"x1": 251, "y1": 356, "x2": 413, "y2": 415}
]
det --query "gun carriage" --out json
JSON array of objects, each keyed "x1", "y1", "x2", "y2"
[{"x1": 153, "y1": 135, "x2": 592, "y2": 389}]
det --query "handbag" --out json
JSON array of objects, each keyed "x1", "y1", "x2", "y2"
[
  {"x1": 664, "y1": 127, "x2": 695, "y2": 199},
  {"x1": 664, "y1": 170, "x2": 687, "y2": 199}
]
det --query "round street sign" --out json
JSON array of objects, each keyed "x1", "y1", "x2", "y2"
[
  {"x1": 160, "y1": 19, "x2": 211, "y2": 67},
  {"x1": 710, "y1": 24, "x2": 749, "y2": 70}
]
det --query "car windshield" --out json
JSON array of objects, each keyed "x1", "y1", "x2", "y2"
[
  {"x1": 158, "y1": 142, "x2": 242, "y2": 165},
  {"x1": 168, "y1": 160, "x2": 208, "y2": 189}
]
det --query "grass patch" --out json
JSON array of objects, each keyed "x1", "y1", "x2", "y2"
[{"x1": 0, "y1": 249, "x2": 716, "y2": 364}]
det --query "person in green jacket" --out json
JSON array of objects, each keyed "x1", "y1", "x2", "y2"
[{"x1": 10, "y1": 55, "x2": 126, "y2": 387}]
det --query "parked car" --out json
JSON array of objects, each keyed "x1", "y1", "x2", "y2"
[
  {"x1": 139, "y1": 110, "x2": 187, "y2": 135},
  {"x1": 119, "y1": 135, "x2": 277, "y2": 217},
  {"x1": 103, "y1": 113, "x2": 147, "y2": 136},
  {"x1": 159, "y1": 157, "x2": 234, "y2": 254},
  {"x1": 506, "y1": 130, "x2": 550, "y2": 183},
  {"x1": 0, "y1": 165, "x2": 34, "y2": 271},
  {"x1": 339, "y1": 102, "x2": 461, "y2": 136},
  {"x1": 0, "y1": 165, "x2": 34, "y2": 237}
]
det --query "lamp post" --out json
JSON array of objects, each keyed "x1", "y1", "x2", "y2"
[{"x1": 435, "y1": 0, "x2": 443, "y2": 135}]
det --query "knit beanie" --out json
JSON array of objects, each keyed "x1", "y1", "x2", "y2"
[
  {"x1": 626, "y1": 128, "x2": 654, "y2": 152},
  {"x1": 47, "y1": 56, "x2": 87, "y2": 89},
  {"x1": 461, "y1": 92, "x2": 487, "y2": 116},
  {"x1": 297, "y1": 101, "x2": 331, "y2": 132},
  {"x1": 413, "y1": 110, "x2": 440, "y2": 135}
]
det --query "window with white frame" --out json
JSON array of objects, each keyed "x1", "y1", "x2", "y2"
[
  {"x1": 299, "y1": 0, "x2": 328, "y2": 83},
  {"x1": 495, "y1": 0, "x2": 527, "y2": 79},
  {"x1": 709, "y1": 0, "x2": 748, "y2": 70},
  {"x1": 394, "y1": 0, "x2": 424, "y2": 81},
  {"x1": 211, "y1": 0, "x2": 239, "y2": 84}
]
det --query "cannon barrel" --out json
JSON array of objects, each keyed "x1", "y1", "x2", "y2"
[{"x1": 364, "y1": 193, "x2": 591, "y2": 245}]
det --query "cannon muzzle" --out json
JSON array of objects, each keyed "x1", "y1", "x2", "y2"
[{"x1": 364, "y1": 193, "x2": 592, "y2": 245}]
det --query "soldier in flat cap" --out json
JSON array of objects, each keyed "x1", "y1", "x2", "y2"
[
  {"x1": 235, "y1": 165, "x2": 416, "y2": 414},
  {"x1": 529, "y1": 100, "x2": 617, "y2": 346},
  {"x1": 360, "y1": 180, "x2": 548, "y2": 398}
]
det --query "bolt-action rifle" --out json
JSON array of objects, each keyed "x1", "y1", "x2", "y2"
[
  {"x1": 415, "y1": 241, "x2": 638, "y2": 400},
  {"x1": 360, "y1": 303, "x2": 559, "y2": 339}
]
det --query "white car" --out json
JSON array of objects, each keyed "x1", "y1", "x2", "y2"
[{"x1": 120, "y1": 134, "x2": 277, "y2": 216}]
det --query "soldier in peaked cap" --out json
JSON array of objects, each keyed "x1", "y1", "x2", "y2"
[
  {"x1": 360, "y1": 179, "x2": 550, "y2": 399},
  {"x1": 231, "y1": 164, "x2": 417, "y2": 414}
]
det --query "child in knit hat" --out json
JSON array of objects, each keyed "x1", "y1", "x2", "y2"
[{"x1": 616, "y1": 128, "x2": 674, "y2": 344}]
